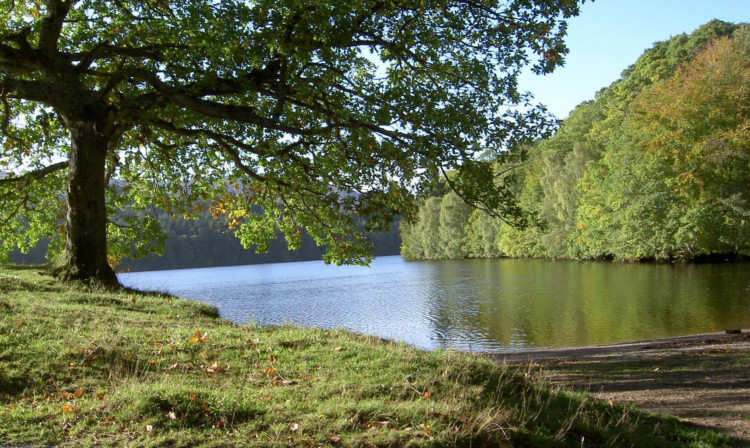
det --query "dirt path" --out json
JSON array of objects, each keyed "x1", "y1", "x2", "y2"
[{"x1": 493, "y1": 331, "x2": 750, "y2": 447}]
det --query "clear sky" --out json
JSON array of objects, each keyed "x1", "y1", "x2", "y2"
[{"x1": 520, "y1": 0, "x2": 750, "y2": 118}]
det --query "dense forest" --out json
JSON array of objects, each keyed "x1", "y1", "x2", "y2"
[
  {"x1": 401, "y1": 20, "x2": 750, "y2": 262},
  {"x1": 120, "y1": 212, "x2": 401, "y2": 272},
  {"x1": 12, "y1": 209, "x2": 401, "y2": 272}
]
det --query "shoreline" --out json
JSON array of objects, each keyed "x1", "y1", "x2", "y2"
[
  {"x1": 492, "y1": 329, "x2": 750, "y2": 445},
  {"x1": 492, "y1": 329, "x2": 750, "y2": 363}
]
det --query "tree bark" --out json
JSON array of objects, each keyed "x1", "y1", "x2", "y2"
[{"x1": 63, "y1": 119, "x2": 119, "y2": 286}]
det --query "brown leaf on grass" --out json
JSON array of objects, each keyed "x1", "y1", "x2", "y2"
[
  {"x1": 62, "y1": 404, "x2": 74, "y2": 413},
  {"x1": 189, "y1": 330, "x2": 207, "y2": 343},
  {"x1": 205, "y1": 362, "x2": 229, "y2": 374},
  {"x1": 73, "y1": 389, "x2": 83, "y2": 397}
]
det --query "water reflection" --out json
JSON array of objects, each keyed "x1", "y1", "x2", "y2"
[{"x1": 119, "y1": 256, "x2": 750, "y2": 351}]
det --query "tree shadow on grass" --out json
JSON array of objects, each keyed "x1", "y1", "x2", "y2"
[{"x1": 525, "y1": 346, "x2": 750, "y2": 447}]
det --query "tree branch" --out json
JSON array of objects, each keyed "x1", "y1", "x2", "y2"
[
  {"x1": 0, "y1": 76, "x2": 69, "y2": 108},
  {"x1": 0, "y1": 42, "x2": 38, "y2": 75},
  {"x1": 0, "y1": 161, "x2": 69, "y2": 186},
  {"x1": 38, "y1": 0, "x2": 74, "y2": 55},
  {"x1": 131, "y1": 69, "x2": 317, "y2": 136}
]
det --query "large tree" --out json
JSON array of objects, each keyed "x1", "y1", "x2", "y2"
[{"x1": 0, "y1": 0, "x2": 581, "y2": 285}]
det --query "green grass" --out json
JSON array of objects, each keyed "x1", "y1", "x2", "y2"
[{"x1": 0, "y1": 265, "x2": 730, "y2": 447}]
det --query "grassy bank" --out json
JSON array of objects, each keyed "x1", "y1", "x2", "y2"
[{"x1": 0, "y1": 265, "x2": 730, "y2": 447}]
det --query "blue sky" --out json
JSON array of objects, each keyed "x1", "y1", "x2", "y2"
[{"x1": 520, "y1": 0, "x2": 750, "y2": 118}]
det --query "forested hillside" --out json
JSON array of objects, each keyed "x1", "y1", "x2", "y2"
[
  {"x1": 120, "y1": 211, "x2": 402, "y2": 271},
  {"x1": 401, "y1": 20, "x2": 750, "y2": 262},
  {"x1": 11, "y1": 209, "x2": 401, "y2": 272}
]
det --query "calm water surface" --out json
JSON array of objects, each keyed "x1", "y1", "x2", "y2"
[{"x1": 118, "y1": 256, "x2": 750, "y2": 351}]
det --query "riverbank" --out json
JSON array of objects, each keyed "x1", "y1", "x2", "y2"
[
  {"x1": 496, "y1": 331, "x2": 750, "y2": 446},
  {"x1": 0, "y1": 265, "x2": 733, "y2": 447}
]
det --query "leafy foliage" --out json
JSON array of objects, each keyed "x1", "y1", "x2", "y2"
[
  {"x1": 0, "y1": 0, "x2": 583, "y2": 283},
  {"x1": 402, "y1": 20, "x2": 750, "y2": 262}
]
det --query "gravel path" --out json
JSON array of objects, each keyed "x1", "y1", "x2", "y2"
[{"x1": 494, "y1": 331, "x2": 750, "y2": 447}]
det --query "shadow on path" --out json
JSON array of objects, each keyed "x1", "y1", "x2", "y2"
[{"x1": 495, "y1": 331, "x2": 750, "y2": 446}]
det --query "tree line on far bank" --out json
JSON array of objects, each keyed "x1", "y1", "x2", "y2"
[
  {"x1": 11, "y1": 209, "x2": 402, "y2": 272},
  {"x1": 401, "y1": 21, "x2": 750, "y2": 263}
]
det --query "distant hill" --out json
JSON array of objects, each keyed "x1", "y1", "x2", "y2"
[{"x1": 10, "y1": 209, "x2": 401, "y2": 272}]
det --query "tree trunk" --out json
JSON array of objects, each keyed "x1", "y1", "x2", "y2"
[{"x1": 63, "y1": 120, "x2": 119, "y2": 286}]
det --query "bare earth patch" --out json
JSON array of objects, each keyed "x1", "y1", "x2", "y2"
[{"x1": 494, "y1": 331, "x2": 750, "y2": 447}]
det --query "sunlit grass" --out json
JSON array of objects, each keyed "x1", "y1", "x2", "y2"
[{"x1": 0, "y1": 265, "x2": 730, "y2": 447}]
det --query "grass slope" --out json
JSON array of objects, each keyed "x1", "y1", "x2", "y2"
[{"x1": 0, "y1": 265, "x2": 729, "y2": 447}]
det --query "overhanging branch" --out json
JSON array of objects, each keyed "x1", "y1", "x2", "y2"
[{"x1": 0, "y1": 161, "x2": 69, "y2": 186}]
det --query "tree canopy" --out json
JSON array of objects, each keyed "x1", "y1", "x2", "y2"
[{"x1": 0, "y1": 0, "x2": 582, "y2": 284}]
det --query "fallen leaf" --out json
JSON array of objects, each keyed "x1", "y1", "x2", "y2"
[
  {"x1": 62, "y1": 404, "x2": 74, "y2": 413},
  {"x1": 73, "y1": 389, "x2": 84, "y2": 397},
  {"x1": 189, "y1": 330, "x2": 207, "y2": 343},
  {"x1": 206, "y1": 362, "x2": 229, "y2": 374}
]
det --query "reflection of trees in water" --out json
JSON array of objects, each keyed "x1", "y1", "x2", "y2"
[{"x1": 420, "y1": 259, "x2": 750, "y2": 350}]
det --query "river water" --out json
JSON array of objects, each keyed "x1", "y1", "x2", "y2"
[{"x1": 118, "y1": 256, "x2": 750, "y2": 351}]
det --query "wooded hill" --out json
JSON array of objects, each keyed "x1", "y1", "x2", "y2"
[
  {"x1": 11, "y1": 210, "x2": 401, "y2": 272},
  {"x1": 116, "y1": 211, "x2": 402, "y2": 272},
  {"x1": 401, "y1": 20, "x2": 750, "y2": 262}
]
